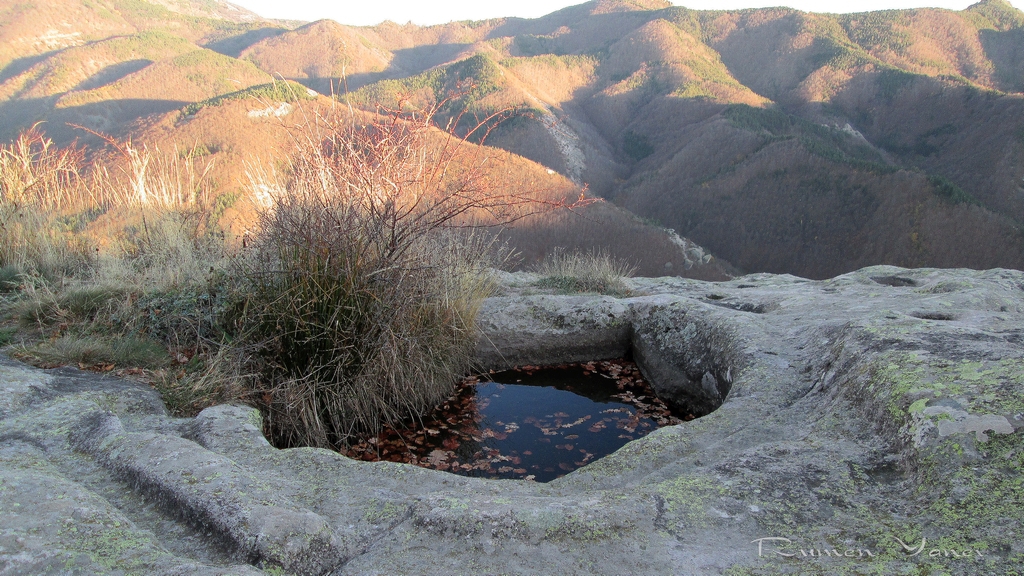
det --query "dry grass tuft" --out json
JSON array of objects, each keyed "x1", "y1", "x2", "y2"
[
  {"x1": 0, "y1": 127, "x2": 231, "y2": 396},
  {"x1": 12, "y1": 334, "x2": 170, "y2": 370},
  {"x1": 532, "y1": 248, "x2": 637, "y2": 296}
]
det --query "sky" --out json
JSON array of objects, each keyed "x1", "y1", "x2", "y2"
[{"x1": 229, "y1": 0, "x2": 1024, "y2": 27}]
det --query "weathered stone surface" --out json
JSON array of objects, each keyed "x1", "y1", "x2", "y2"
[
  {"x1": 473, "y1": 293, "x2": 632, "y2": 369},
  {"x1": 2, "y1": 265, "x2": 1022, "y2": 575},
  {"x1": 71, "y1": 412, "x2": 348, "y2": 575}
]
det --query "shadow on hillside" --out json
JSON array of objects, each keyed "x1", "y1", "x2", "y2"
[
  {"x1": 485, "y1": 4, "x2": 629, "y2": 38},
  {"x1": 0, "y1": 50, "x2": 61, "y2": 84},
  {"x1": 206, "y1": 27, "x2": 290, "y2": 58},
  {"x1": 387, "y1": 43, "x2": 473, "y2": 75},
  {"x1": 341, "y1": 72, "x2": 392, "y2": 91},
  {"x1": 0, "y1": 97, "x2": 188, "y2": 145},
  {"x1": 485, "y1": 8, "x2": 665, "y2": 56},
  {"x1": 828, "y1": 71, "x2": 1024, "y2": 220},
  {"x1": 286, "y1": 43, "x2": 479, "y2": 94},
  {"x1": 0, "y1": 98, "x2": 59, "y2": 143},
  {"x1": 294, "y1": 73, "x2": 395, "y2": 95},
  {"x1": 709, "y1": 12, "x2": 825, "y2": 106},
  {"x1": 73, "y1": 60, "x2": 153, "y2": 92},
  {"x1": 285, "y1": 74, "x2": 397, "y2": 95},
  {"x1": 978, "y1": 27, "x2": 1024, "y2": 94}
]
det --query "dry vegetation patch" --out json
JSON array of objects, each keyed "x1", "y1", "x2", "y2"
[
  {"x1": 532, "y1": 248, "x2": 637, "y2": 296},
  {"x1": 0, "y1": 103, "x2": 599, "y2": 449}
]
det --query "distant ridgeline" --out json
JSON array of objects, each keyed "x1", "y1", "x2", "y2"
[{"x1": 3, "y1": 0, "x2": 1024, "y2": 277}]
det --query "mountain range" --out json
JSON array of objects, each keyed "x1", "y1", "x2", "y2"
[{"x1": 3, "y1": 0, "x2": 1024, "y2": 278}]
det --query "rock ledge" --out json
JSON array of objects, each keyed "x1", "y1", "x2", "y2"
[{"x1": 1, "y1": 265, "x2": 1022, "y2": 575}]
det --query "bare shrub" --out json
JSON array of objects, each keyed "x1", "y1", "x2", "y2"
[{"x1": 233, "y1": 106, "x2": 577, "y2": 448}]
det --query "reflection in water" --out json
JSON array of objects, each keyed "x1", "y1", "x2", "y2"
[{"x1": 345, "y1": 360, "x2": 687, "y2": 482}]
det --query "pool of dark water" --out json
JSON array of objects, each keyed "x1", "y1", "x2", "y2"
[{"x1": 345, "y1": 360, "x2": 690, "y2": 482}]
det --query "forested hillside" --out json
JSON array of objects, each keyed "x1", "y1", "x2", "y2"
[{"x1": 3, "y1": 0, "x2": 1023, "y2": 277}]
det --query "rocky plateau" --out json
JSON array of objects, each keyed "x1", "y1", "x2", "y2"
[{"x1": 1, "y1": 265, "x2": 1022, "y2": 575}]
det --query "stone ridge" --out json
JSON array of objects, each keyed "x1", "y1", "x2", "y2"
[
  {"x1": 70, "y1": 412, "x2": 348, "y2": 575},
  {"x1": 1, "y1": 265, "x2": 1022, "y2": 575}
]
